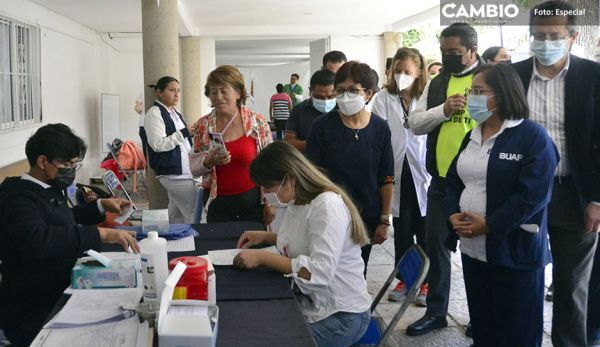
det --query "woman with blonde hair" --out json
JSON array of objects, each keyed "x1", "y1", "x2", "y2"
[
  {"x1": 371, "y1": 47, "x2": 431, "y2": 305},
  {"x1": 191, "y1": 65, "x2": 273, "y2": 224},
  {"x1": 233, "y1": 141, "x2": 371, "y2": 347}
]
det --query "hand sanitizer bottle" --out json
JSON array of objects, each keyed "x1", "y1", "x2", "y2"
[{"x1": 139, "y1": 231, "x2": 168, "y2": 301}]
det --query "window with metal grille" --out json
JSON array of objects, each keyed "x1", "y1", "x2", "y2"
[{"x1": 0, "y1": 14, "x2": 41, "y2": 131}]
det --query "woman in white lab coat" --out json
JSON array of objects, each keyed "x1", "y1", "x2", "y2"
[{"x1": 371, "y1": 47, "x2": 431, "y2": 305}]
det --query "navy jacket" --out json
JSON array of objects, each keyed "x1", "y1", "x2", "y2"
[
  {"x1": 512, "y1": 55, "x2": 600, "y2": 210},
  {"x1": 0, "y1": 177, "x2": 104, "y2": 341},
  {"x1": 147, "y1": 101, "x2": 193, "y2": 175},
  {"x1": 445, "y1": 119, "x2": 559, "y2": 270}
]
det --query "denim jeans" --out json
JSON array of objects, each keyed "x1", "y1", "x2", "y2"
[{"x1": 308, "y1": 310, "x2": 370, "y2": 347}]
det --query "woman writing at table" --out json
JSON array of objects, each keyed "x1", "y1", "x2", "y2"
[{"x1": 233, "y1": 141, "x2": 371, "y2": 347}]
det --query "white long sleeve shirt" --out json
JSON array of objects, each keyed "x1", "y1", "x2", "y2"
[
  {"x1": 277, "y1": 192, "x2": 371, "y2": 323},
  {"x1": 144, "y1": 101, "x2": 192, "y2": 179},
  {"x1": 457, "y1": 119, "x2": 522, "y2": 262}
]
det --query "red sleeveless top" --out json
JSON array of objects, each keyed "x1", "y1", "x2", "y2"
[{"x1": 214, "y1": 135, "x2": 257, "y2": 196}]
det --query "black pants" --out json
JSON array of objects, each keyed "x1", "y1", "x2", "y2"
[
  {"x1": 139, "y1": 126, "x2": 148, "y2": 159},
  {"x1": 462, "y1": 254, "x2": 544, "y2": 347},
  {"x1": 424, "y1": 176, "x2": 452, "y2": 317},
  {"x1": 203, "y1": 186, "x2": 264, "y2": 226},
  {"x1": 274, "y1": 119, "x2": 287, "y2": 140},
  {"x1": 393, "y1": 168, "x2": 426, "y2": 282},
  {"x1": 547, "y1": 178, "x2": 598, "y2": 346},
  {"x1": 588, "y1": 245, "x2": 600, "y2": 344}
]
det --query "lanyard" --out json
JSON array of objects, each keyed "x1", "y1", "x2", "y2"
[
  {"x1": 220, "y1": 109, "x2": 239, "y2": 135},
  {"x1": 398, "y1": 95, "x2": 412, "y2": 129}
]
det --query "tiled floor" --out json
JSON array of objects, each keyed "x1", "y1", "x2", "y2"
[{"x1": 366, "y1": 238, "x2": 554, "y2": 346}]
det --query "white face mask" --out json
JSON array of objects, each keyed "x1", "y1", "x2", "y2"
[
  {"x1": 263, "y1": 176, "x2": 294, "y2": 208},
  {"x1": 394, "y1": 73, "x2": 415, "y2": 92},
  {"x1": 337, "y1": 94, "x2": 366, "y2": 116}
]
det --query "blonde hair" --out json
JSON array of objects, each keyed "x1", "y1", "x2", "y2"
[
  {"x1": 384, "y1": 47, "x2": 429, "y2": 99},
  {"x1": 204, "y1": 65, "x2": 247, "y2": 108},
  {"x1": 250, "y1": 141, "x2": 370, "y2": 246}
]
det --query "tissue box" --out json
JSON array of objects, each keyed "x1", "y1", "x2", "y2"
[
  {"x1": 72, "y1": 252, "x2": 141, "y2": 289},
  {"x1": 158, "y1": 257, "x2": 218, "y2": 347},
  {"x1": 142, "y1": 209, "x2": 169, "y2": 234}
]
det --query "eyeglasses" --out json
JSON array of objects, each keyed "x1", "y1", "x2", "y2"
[
  {"x1": 530, "y1": 34, "x2": 571, "y2": 42},
  {"x1": 334, "y1": 87, "x2": 366, "y2": 99},
  {"x1": 465, "y1": 87, "x2": 495, "y2": 96},
  {"x1": 50, "y1": 161, "x2": 82, "y2": 172}
]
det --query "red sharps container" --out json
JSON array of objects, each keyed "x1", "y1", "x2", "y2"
[{"x1": 168, "y1": 256, "x2": 208, "y2": 300}]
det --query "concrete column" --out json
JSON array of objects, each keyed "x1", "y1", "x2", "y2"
[
  {"x1": 383, "y1": 32, "x2": 402, "y2": 81},
  {"x1": 180, "y1": 37, "x2": 202, "y2": 125},
  {"x1": 199, "y1": 38, "x2": 216, "y2": 117},
  {"x1": 141, "y1": 0, "x2": 179, "y2": 209}
]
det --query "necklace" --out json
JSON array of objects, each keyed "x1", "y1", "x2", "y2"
[{"x1": 352, "y1": 128, "x2": 360, "y2": 140}]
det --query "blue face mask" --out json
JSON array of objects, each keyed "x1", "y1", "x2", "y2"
[
  {"x1": 467, "y1": 94, "x2": 496, "y2": 123},
  {"x1": 530, "y1": 39, "x2": 568, "y2": 66},
  {"x1": 312, "y1": 98, "x2": 336, "y2": 113}
]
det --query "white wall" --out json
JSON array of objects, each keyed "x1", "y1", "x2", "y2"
[
  {"x1": 0, "y1": 0, "x2": 144, "y2": 185},
  {"x1": 104, "y1": 35, "x2": 145, "y2": 149},
  {"x1": 237, "y1": 61, "x2": 310, "y2": 120},
  {"x1": 330, "y1": 35, "x2": 385, "y2": 88}
]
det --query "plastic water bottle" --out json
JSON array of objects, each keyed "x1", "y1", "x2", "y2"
[{"x1": 139, "y1": 231, "x2": 168, "y2": 301}]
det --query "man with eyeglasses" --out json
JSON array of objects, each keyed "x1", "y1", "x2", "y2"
[
  {"x1": 284, "y1": 69, "x2": 337, "y2": 153},
  {"x1": 511, "y1": 1, "x2": 600, "y2": 346},
  {"x1": 406, "y1": 22, "x2": 484, "y2": 337},
  {"x1": 0, "y1": 124, "x2": 140, "y2": 346}
]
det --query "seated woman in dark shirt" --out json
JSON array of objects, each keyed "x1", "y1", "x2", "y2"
[
  {"x1": 0, "y1": 124, "x2": 139, "y2": 346},
  {"x1": 305, "y1": 61, "x2": 395, "y2": 271}
]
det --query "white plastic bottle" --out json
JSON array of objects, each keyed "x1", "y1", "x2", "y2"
[{"x1": 139, "y1": 231, "x2": 169, "y2": 301}]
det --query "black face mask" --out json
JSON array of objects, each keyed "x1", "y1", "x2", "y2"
[
  {"x1": 48, "y1": 166, "x2": 77, "y2": 191},
  {"x1": 442, "y1": 50, "x2": 470, "y2": 74},
  {"x1": 498, "y1": 59, "x2": 512, "y2": 65}
]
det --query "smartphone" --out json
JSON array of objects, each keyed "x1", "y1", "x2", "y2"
[{"x1": 209, "y1": 131, "x2": 227, "y2": 154}]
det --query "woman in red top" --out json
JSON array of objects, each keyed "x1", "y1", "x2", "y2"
[{"x1": 191, "y1": 65, "x2": 274, "y2": 225}]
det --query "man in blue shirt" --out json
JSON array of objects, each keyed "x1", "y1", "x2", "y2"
[{"x1": 284, "y1": 69, "x2": 337, "y2": 153}]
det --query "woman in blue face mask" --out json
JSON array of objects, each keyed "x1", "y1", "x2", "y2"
[
  {"x1": 233, "y1": 141, "x2": 371, "y2": 347},
  {"x1": 445, "y1": 63, "x2": 559, "y2": 346}
]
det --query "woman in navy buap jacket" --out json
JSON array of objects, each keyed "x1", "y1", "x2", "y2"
[{"x1": 444, "y1": 64, "x2": 558, "y2": 347}]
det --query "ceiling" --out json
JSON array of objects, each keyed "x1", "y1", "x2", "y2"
[{"x1": 28, "y1": 0, "x2": 440, "y2": 66}]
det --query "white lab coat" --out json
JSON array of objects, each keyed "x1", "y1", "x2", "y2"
[{"x1": 371, "y1": 89, "x2": 430, "y2": 217}]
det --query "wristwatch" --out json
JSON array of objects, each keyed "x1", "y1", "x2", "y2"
[{"x1": 380, "y1": 214, "x2": 392, "y2": 226}]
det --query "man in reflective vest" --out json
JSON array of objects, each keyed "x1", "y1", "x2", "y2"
[{"x1": 406, "y1": 22, "x2": 484, "y2": 336}]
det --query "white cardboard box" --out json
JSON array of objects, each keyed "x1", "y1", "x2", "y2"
[
  {"x1": 158, "y1": 256, "x2": 218, "y2": 347},
  {"x1": 142, "y1": 209, "x2": 169, "y2": 234}
]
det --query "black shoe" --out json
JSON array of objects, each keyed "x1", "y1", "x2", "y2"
[
  {"x1": 406, "y1": 315, "x2": 448, "y2": 336},
  {"x1": 546, "y1": 283, "x2": 554, "y2": 301},
  {"x1": 465, "y1": 321, "x2": 473, "y2": 337}
]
